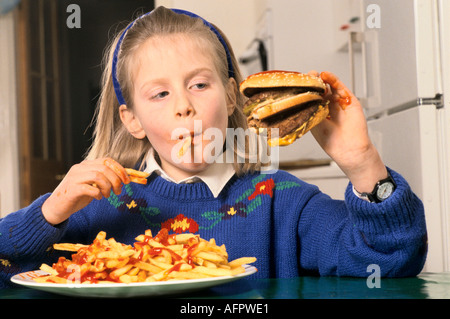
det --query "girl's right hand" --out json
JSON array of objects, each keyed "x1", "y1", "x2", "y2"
[{"x1": 41, "y1": 158, "x2": 131, "y2": 225}]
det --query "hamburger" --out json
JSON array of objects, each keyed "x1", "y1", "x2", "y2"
[{"x1": 240, "y1": 70, "x2": 329, "y2": 146}]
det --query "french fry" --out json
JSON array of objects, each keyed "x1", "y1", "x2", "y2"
[
  {"x1": 92, "y1": 167, "x2": 149, "y2": 188},
  {"x1": 34, "y1": 229, "x2": 257, "y2": 284},
  {"x1": 134, "y1": 261, "x2": 162, "y2": 274},
  {"x1": 124, "y1": 168, "x2": 149, "y2": 178},
  {"x1": 228, "y1": 257, "x2": 257, "y2": 268},
  {"x1": 178, "y1": 135, "x2": 192, "y2": 157},
  {"x1": 195, "y1": 251, "x2": 227, "y2": 264},
  {"x1": 109, "y1": 264, "x2": 133, "y2": 281},
  {"x1": 96, "y1": 251, "x2": 120, "y2": 259},
  {"x1": 192, "y1": 266, "x2": 233, "y2": 277},
  {"x1": 53, "y1": 243, "x2": 88, "y2": 252},
  {"x1": 231, "y1": 266, "x2": 246, "y2": 276},
  {"x1": 137, "y1": 269, "x2": 148, "y2": 282},
  {"x1": 125, "y1": 168, "x2": 150, "y2": 184},
  {"x1": 174, "y1": 233, "x2": 197, "y2": 244},
  {"x1": 39, "y1": 263, "x2": 58, "y2": 276}
]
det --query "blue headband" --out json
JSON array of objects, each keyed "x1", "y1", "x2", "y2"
[{"x1": 112, "y1": 8, "x2": 234, "y2": 106}]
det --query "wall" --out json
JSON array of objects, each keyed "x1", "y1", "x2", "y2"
[
  {"x1": 155, "y1": 0, "x2": 268, "y2": 78},
  {"x1": 0, "y1": 11, "x2": 20, "y2": 216}
]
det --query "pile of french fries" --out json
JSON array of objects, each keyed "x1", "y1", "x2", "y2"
[{"x1": 34, "y1": 229, "x2": 256, "y2": 284}]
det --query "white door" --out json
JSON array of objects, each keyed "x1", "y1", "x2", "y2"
[{"x1": 355, "y1": 0, "x2": 419, "y2": 116}]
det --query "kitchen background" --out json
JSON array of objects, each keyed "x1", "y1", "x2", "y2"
[{"x1": 0, "y1": 0, "x2": 449, "y2": 273}]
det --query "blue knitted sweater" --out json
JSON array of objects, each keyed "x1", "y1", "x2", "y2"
[{"x1": 0, "y1": 168, "x2": 427, "y2": 288}]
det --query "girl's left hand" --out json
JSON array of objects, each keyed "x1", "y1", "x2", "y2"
[{"x1": 309, "y1": 70, "x2": 387, "y2": 193}]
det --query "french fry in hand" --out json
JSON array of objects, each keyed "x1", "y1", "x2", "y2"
[
  {"x1": 125, "y1": 168, "x2": 149, "y2": 184},
  {"x1": 34, "y1": 228, "x2": 256, "y2": 284},
  {"x1": 91, "y1": 168, "x2": 149, "y2": 189}
]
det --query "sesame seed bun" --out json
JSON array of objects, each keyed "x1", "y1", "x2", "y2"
[{"x1": 240, "y1": 70, "x2": 327, "y2": 97}]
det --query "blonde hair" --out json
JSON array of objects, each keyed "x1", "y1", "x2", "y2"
[{"x1": 86, "y1": 6, "x2": 260, "y2": 175}]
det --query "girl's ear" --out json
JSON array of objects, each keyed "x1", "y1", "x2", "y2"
[
  {"x1": 226, "y1": 78, "x2": 237, "y2": 116},
  {"x1": 119, "y1": 105, "x2": 146, "y2": 139}
]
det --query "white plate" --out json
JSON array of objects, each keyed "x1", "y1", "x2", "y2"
[{"x1": 11, "y1": 265, "x2": 257, "y2": 298}]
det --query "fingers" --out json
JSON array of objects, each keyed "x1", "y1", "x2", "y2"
[
  {"x1": 307, "y1": 70, "x2": 320, "y2": 77},
  {"x1": 308, "y1": 70, "x2": 352, "y2": 98},
  {"x1": 42, "y1": 158, "x2": 133, "y2": 225},
  {"x1": 320, "y1": 71, "x2": 354, "y2": 109},
  {"x1": 80, "y1": 183, "x2": 105, "y2": 201},
  {"x1": 88, "y1": 169, "x2": 119, "y2": 198},
  {"x1": 103, "y1": 159, "x2": 131, "y2": 185},
  {"x1": 320, "y1": 71, "x2": 348, "y2": 93},
  {"x1": 88, "y1": 159, "x2": 130, "y2": 197},
  {"x1": 65, "y1": 158, "x2": 130, "y2": 200}
]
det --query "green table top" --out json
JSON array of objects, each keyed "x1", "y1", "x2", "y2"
[
  {"x1": 2, "y1": 272, "x2": 450, "y2": 299},
  {"x1": 198, "y1": 272, "x2": 450, "y2": 299}
]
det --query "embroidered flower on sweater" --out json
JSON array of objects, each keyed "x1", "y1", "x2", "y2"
[
  {"x1": 107, "y1": 184, "x2": 161, "y2": 228},
  {"x1": 0, "y1": 254, "x2": 20, "y2": 275},
  {"x1": 218, "y1": 202, "x2": 247, "y2": 220},
  {"x1": 161, "y1": 214, "x2": 199, "y2": 234},
  {"x1": 1, "y1": 259, "x2": 11, "y2": 267},
  {"x1": 248, "y1": 178, "x2": 275, "y2": 200},
  {"x1": 117, "y1": 194, "x2": 148, "y2": 214}
]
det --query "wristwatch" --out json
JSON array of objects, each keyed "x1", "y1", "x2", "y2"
[{"x1": 354, "y1": 173, "x2": 397, "y2": 203}]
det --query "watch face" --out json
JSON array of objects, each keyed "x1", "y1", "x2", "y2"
[{"x1": 377, "y1": 182, "x2": 394, "y2": 200}]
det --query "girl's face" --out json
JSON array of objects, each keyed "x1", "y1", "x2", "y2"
[{"x1": 122, "y1": 34, "x2": 236, "y2": 181}]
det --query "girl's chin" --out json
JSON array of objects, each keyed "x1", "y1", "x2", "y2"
[
  {"x1": 163, "y1": 161, "x2": 211, "y2": 182},
  {"x1": 176, "y1": 158, "x2": 213, "y2": 171}
]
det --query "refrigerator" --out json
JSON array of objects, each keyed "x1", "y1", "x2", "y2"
[{"x1": 244, "y1": 0, "x2": 450, "y2": 272}]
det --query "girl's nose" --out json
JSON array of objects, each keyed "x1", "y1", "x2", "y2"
[
  {"x1": 175, "y1": 94, "x2": 195, "y2": 118},
  {"x1": 176, "y1": 106, "x2": 194, "y2": 118}
]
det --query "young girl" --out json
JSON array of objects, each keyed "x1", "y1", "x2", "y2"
[{"x1": 0, "y1": 6, "x2": 427, "y2": 288}]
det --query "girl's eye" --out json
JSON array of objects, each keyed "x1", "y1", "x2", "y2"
[
  {"x1": 191, "y1": 82, "x2": 208, "y2": 90},
  {"x1": 152, "y1": 91, "x2": 169, "y2": 100}
]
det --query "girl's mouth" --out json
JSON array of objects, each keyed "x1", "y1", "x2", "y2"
[
  {"x1": 178, "y1": 131, "x2": 203, "y2": 143},
  {"x1": 177, "y1": 131, "x2": 203, "y2": 158}
]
